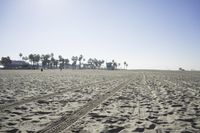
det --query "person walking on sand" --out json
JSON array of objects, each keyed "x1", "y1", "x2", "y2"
[{"x1": 59, "y1": 66, "x2": 62, "y2": 71}]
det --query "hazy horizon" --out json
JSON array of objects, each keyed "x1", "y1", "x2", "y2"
[{"x1": 1, "y1": 0, "x2": 200, "y2": 70}]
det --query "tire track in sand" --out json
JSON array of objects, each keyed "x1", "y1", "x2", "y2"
[
  {"x1": 0, "y1": 79, "x2": 120, "y2": 111},
  {"x1": 38, "y1": 79, "x2": 132, "y2": 133}
]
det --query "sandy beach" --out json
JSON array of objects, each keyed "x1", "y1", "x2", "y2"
[{"x1": 0, "y1": 70, "x2": 200, "y2": 133}]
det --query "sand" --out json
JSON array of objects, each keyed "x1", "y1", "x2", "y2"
[{"x1": 0, "y1": 70, "x2": 200, "y2": 133}]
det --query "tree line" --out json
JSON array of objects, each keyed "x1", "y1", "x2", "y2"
[{"x1": 0, "y1": 53, "x2": 128, "y2": 70}]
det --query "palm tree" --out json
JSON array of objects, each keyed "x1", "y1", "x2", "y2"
[
  {"x1": 58, "y1": 55, "x2": 64, "y2": 69},
  {"x1": 64, "y1": 58, "x2": 70, "y2": 68},
  {"x1": 50, "y1": 53, "x2": 54, "y2": 58},
  {"x1": 50, "y1": 57, "x2": 55, "y2": 69},
  {"x1": 54, "y1": 59, "x2": 59, "y2": 68},
  {"x1": 22, "y1": 56, "x2": 28, "y2": 62},
  {"x1": 110, "y1": 60, "x2": 117, "y2": 70},
  {"x1": 78, "y1": 54, "x2": 83, "y2": 69},
  {"x1": 34, "y1": 54, "x2": 40, "y2": 68},
  {"x1": 29, "y1": 54, "x2": 34, "y2": 67},
  {"x1": 93, "y1": 58, "x2": 98, "y2": 68},
  {"x1": 19, "y1": 53, "x2": 23, "y2": 60},
  {"x1": 113, "y1": 62, "x2": 117, "y2": 69},
  {"x1": 1, "y1": 56, "x2": 12, "y2": 67},
  {"x1": 88, "y1": 58, "x2": 93, "y2": 69},
  {"x1": 41, "y1": 54, "x2": 50, "y2": 68},
  {"x1": 124, "y1": 61, "x2": 126, "y2": 70},
  {"x1": 58, "y1": 55, "x2": 63, "y2": 61},
  {"x1": 28, "y1": 54, "x2": 40, "y2": 69},
  {"x1": 46, "y1": 54, "x2": 51, "y2": 68},
  {"x1": 41, "y1": 54, "x2": 45, "y2": 68},
  {"x1": 98, "y1": 60, "x2": 104, "y2": 69},
  {"x1": 82, "y1": 58, "x2": 86, "y2": 68},
  {"x1": 88, "y1": 58, "x2": 93, "y2": 64},
  {"x1": 118, "y1": 63, "x2": 121, "y2": 69},
  {"x1": 71, "y1": 56, "x2": 78, "y2": 69},
  {"x1": 49, "y1": 53, "x2": 55, "y2": 69},
  {"x1": 64, "y1": 59, "x2": 69, "y2": 64}
]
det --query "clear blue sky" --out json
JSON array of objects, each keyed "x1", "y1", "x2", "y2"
[{"x1": 0, "y1": 0, "x2": 200, "y2": 70}]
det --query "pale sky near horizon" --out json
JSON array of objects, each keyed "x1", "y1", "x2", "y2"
[{"x1": 0, "y1": 0, "x2": 200, "y2": 70}]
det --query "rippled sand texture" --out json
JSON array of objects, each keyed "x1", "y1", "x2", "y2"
[{"x1": 0, "y1": 70, "x2": 200, "y2": 133}]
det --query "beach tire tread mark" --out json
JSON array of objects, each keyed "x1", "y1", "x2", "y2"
[
  {"x1": 0, "y1": 79, "x2": 120, "y2": 111},
  {"x1": 38, "y1": 79, "x2": 132, "y2": 133}
]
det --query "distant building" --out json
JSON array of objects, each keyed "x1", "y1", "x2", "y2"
[
  {"x1": 64, "y1": 64, "x2": 72, "y2": 69},
  {"x1": 83, "y1": 64, "x2": 95, "y2": 69},
  {"x1": 6, "y1": 60, "x2": 31, "y2": 69},
  {"x1": 106, "y1": 62, "x2": 115, "y2": 70}
]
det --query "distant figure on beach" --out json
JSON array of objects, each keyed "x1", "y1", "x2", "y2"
[
  {"x1": 41, "y1": 68, "x2": 43, "y2": 72},
  {"x1": 59, "y1": 66, "x2": 62, "y2": 71}
]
